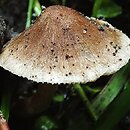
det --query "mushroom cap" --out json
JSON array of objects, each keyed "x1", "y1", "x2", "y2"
[{"x1": 0, "y1": 5, "x2": 130, "y2": 84}]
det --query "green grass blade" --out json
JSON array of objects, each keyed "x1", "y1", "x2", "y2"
[
  {"x1": 92, "y1": 63, "x2": 130, "y2": 118},
  {"x1": 92, "y1": 0, "x2": 103, "y2": 17},
  {"x1": 33, "y1": 0, "x2": 42, "y2": 16},
  {"x1": 95, "y1": 79, "x2": 130, "y2": 130},
  {"x1": 92, "y1": 0, "x2": 122, "y2": 18},
  {"x1": 26, "y1": 0, "x2": 34, "y2": 28}
]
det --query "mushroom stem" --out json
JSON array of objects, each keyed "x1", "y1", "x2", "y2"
[{"x1": 73, "y1": 83, "x2": 98, "y2": 121}]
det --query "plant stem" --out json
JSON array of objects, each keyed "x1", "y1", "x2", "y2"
[
  {"x1": 73, "y1": 83, "x2": 98, "y2": 121},
  {"x1": 33, "y1": 0, "x2": 42, "y2": 16},
  {"x1": 26, "y1": 0, "x2": 34, "y2": 28}
]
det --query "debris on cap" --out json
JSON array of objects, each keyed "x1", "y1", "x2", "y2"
[{"x1": 0, "y1": 5, "x2": 130, "y2": 84}]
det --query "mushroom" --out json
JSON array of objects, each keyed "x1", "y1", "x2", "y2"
[{"x1": 0, "y1": 5, "x2": 130, "y2": 84}]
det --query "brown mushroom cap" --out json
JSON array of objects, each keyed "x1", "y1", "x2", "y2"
[{"x1": 0, "y1": 5, "x2": 130, "y2": 84}]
